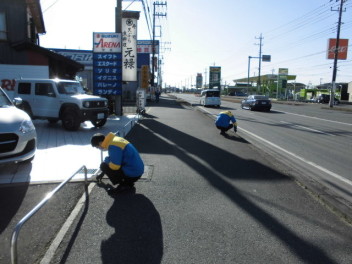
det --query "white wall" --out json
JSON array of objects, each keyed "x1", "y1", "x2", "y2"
[{"x1": 0, "y1": 64, "x2": 49, "y2": 98}]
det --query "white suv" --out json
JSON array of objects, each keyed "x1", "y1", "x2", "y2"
[
  {"x1": 14, "y1": 79, "x2": 109, "y2": 131},
  {"x1": 0, "y1": 87, "x2": 36, "y2": 164}
]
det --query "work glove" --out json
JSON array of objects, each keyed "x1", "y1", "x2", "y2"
[{"x1": 100, "y1": 162, "x2": 112, "y2": 174}]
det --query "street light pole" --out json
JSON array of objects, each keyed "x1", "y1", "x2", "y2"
[{"x1": 247, "y1": 56, "x2": 251, "y2": 95}]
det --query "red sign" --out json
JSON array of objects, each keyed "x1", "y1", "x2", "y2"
[{"x1": 327, "y1": 38, "x2": 349, "y2": 60}]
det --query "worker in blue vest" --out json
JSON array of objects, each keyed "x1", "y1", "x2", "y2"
[
  {"x1": 215, "y1": 110, "x2": 237, "y2": 135},
  {"x1": 91, "y1": 132, "x2": 144, "y2": 195}
]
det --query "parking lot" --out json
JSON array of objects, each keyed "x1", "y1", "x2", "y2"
[{"x1": 0, "y1": 115, "x2": 138, "y2": 184}]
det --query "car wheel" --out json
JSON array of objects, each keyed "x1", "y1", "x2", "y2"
[
  {"x1": 62, "y1": 109, "x2": 80, "y2": 131},
  {"x1": 91, "y1": 118, "x2": 107, "y2": 127}
]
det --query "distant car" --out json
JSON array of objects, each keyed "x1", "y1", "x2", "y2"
[
  {"x1": 0, "y1": 87, "x2": 37, "y2": 164},
  {"x1": 241, "y1": 95, "x2": 272, "y2": 111},
  {"x1": 316, "y1": 94, "x2": 340, "y2": 105}
]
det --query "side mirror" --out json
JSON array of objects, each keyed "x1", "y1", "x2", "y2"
[{"x1": 13, "y1": 97, "x2": 23, "y2": 106}]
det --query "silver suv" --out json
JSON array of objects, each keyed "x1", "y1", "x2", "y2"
[
  {"x1": 14, "y1": 79, "x2": 109, "y2": 131},
  {"x1": 0, "y1": 87, "x2": 36, "y2": 164}
]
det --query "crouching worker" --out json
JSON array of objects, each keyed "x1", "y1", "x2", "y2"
[
  {"x1": 91, "y1": 132, "x2": 144, "y2": 195},
  {"x1": 215, "y1": 110, "x2": 238, "y2": 135}
]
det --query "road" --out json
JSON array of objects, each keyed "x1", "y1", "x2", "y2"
[
  {"x1": 173, "y1": 93, "x2": 352, "y2": 215},
  {"x1": 2, "y1": 95, "x2": 352, "y2": 263}
]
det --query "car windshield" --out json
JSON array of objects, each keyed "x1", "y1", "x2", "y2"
[
  {"x1": 57, "y1": 82, "x2": 85, "y2": 95},
  {"x1": 206, "y1": 91, "x2": 220, "y2": 97},
  {"x1": 0, "y1": 89, "x2": 12, "y2": 107},
  {"x1": 253, "y1": 95, "x2": 268, "y2": 99}
]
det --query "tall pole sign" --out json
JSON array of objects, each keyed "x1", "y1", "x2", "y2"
[
  {"x1": 209, "y1": 66, "x2": 221, "y2": 89},
  {"x1": 92, "y1": 32, "x2": 122, "y2": 95},
  {"x1": 122, "y1": 11, "x2": 140, "y2": 82}
]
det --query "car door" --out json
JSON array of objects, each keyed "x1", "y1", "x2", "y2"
[{"x1": 32, "y1": 82, "x2": 60, "y2": 118}]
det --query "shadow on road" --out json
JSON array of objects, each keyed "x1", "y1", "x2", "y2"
[
  {"x1": 101, "y1": 193, "x2": 163, "y2": 264},
  {"x1": 128, "y1": 101, "x2": 340, "y2": 263}
]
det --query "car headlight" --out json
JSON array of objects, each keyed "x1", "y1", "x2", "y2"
[
  {"x1": 19, "y1": 120, "x2": 35, "y2": 133},
  {"x1": 83, "y1": 101, "x2": 90, "y2": 108}
]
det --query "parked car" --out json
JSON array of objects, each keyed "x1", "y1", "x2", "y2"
[
  {"x1": 316, "y1": 94, "x2": 340, "y2": 105},
  {"x1": 13, "y1": 79, "x2": 109, "y2": 131},
  {"x1": 241, "y1": 95, "x2": 272, "y2": 111},
  {"x1": 0, "y1": 87, "x2": 36, "y2": 164}
]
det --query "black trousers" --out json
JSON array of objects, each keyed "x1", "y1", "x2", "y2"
[
  {"x1": 100, "y1": 163, "x2": 141, "y2": 186},
  {"x1": 216, "y1": 124, "x2": 233, "y2": 133}
]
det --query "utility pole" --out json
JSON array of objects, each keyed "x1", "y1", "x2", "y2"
[
  {"x1": 112, "y1": 0, "x2": 122, "y2": 115},
  {"x1": 330, "y1": 0, "x2": 346, "y2": 108},
  {"x1": 255, "y1": 33, "x2": 263, "y2": 93},
  {"x1": 152, "y1": 1, "x2": 167, "y2": 89}
]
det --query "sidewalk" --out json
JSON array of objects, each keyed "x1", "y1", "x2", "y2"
[{"x1": 0, "y1": 114, "x2": 139, "y2": 184}]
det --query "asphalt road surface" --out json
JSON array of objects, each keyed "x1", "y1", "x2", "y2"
[
  {"x1": 47, "y1": 96, "x2": 352, "y2": 263},
  {"x1": 174, "y1": 93, "x2": 352, "y2": 218}
]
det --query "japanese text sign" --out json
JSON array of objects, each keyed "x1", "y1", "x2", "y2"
[{"x1": 122, "y1": 17, "x2": 138, "y2": 81}]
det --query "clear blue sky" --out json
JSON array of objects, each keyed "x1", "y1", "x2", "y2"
[{"x1": 39, "y1": 0, "x2": 352, "y2": 88}]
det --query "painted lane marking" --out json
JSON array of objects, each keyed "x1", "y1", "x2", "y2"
[
  {"x1": 280, "y1": 121, "x2": 336, "y2": 136},
  {"x1": 239, "y1": 126, "x2": 352, "y2": 186},
  {"x1": 196, "y1": 103, "x2": 351, "y2": 185},
  {"x1": 277, "y1": 110, "x2": 352, "y2": 126}
]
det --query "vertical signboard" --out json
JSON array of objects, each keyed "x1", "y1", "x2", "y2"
[
  {"x1": 122, "y1": 14, "x2": 138, "y2": 81},
  {"x1": 196, "y1": 73, "x2": 203, "y2": 88},
  {"x1": 209, "y1": 66, "x2": 221, "y2": 89},
  {"x1": 93, "y1": 32, "x2": 122, "y2": 95},
  {"x1": 140, "y1": 65, "x2": 149, "y2": 89},
  {"x1": 327, "y1": 38, "x2": 349, "y2": 60},
  {"x1": 277, "y1": 68, "x2": 288, "y2": 95}
]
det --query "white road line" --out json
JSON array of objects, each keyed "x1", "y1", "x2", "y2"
[
  {"x1": 40, "y1": 182, "x2": 96, "y2": 264},
  {"x1": 239, "y1": 126, "x2": 352, "y2": 186},
  {"x1": 278, "y1": 110, "x2": 352, "y2": 126},
  {"x1": 194, "y1": 103, "x2": 351, "y2": 186},
  {"x1": 280, "y1": 121, "x2": 336, "y2": 136}
]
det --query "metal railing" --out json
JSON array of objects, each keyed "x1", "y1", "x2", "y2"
[
  {"x1": 120, "y1": 118, "x2": 138, "y2": 137},
  {"x1": 10, "y1": 166, "x2": 89, "y2": 264}
]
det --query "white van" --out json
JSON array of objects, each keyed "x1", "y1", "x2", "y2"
[{"x1": 200, "y1": 89, "x2": 221, "y2": 107}]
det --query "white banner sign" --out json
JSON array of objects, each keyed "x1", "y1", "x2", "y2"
[
  {"x1": 93, "y1": 33, "x2": 121, "y2": 53},
  {"x1": 122, "y1": 18, "x2": 137, "y2": 81}
]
